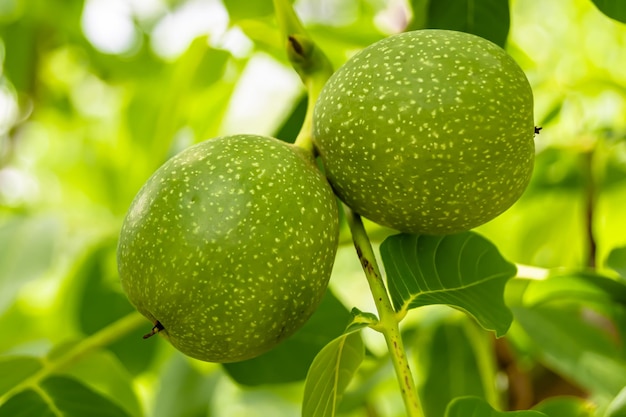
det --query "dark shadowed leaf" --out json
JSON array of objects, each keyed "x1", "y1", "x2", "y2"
[
  {"x1": 59, "y1": 350, "x2": 142, "y2": 417},
  {"x1": 591, "y1": 0, "x2": 626, "y2": 23},
  {"x1": 446, "y1": 396, "x2": 547, "y2": 416},
  {"x1": 380, "y1": 232, "x2": 516, "y2": 336},
  {"x1": 302, "y1": 328, "x2": 364, "y2": 417},
  {"x1": 607, "y1": 246, "x2": 626, "y2": 278},
  {"x1": 0, "y1": 376, "x2": 131, "y2": 417},
  {"x1": 223, "y1": 290, "x2": 350, "y2": 385},
  {"x1": 424, "y1": 0, "x2": 510, "y2": 47},
  {"x1": 415, "y1": 317, "x2": 492, "y2": 417},
  {"x1": 274, "y1": 94, "x2": 307, "y2": 144}
]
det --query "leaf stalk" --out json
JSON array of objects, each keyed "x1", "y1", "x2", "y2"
[
  {"x1": 0, "y1": 311, "x2": 146, "y2": 405},
  {"x1": 345, "y1": 207, "x2": 424, "y2": 417}
]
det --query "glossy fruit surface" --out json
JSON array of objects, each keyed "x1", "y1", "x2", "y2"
[
  {"x1": 313, "y1": 29, "x2": 535, "y2": 235},
  {"x1": 117, "y1": 134, "x2": 339, "y2": 362}
]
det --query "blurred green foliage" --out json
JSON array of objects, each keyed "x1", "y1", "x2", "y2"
[{"x1": 1, "y1": 0, "x2": 626, "y2": 416}]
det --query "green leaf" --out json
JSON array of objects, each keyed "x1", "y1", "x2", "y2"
[
  {"x1": 607, "y1": 246, "x2": 626, "y2": 278},
  {"x1": 445, "y1": 396, "x2": 547, "y2": 417},
  {"x1": 591, "y1": 0, "x2": 626, "y2": 23},
  {"x1": 415, "y1": 318, "x2": 491, "y2": 417},
  {"x1": 153, "y1": 355, "x2": 219, "y2": 417},
  {"x1": 59, "y1": 350, "x2": 142, "y2": 417},
  {"x1": 606, "y1": 386, "x2": 626, "y2": 417},
  {"x1": 224, "y1": 0, "x2": 275, "y2": 21},
  {"x1": 425, "y1": 0, "x2": 510, "y2": 47},
  {"x1": 0, "y1": 376, "x2": 131, "y2": 417},
  {"x1": 301, "y1": 329, "x2": 364, "y2": 417},
  {"x1": 0, "y1": 215, "x2": 60, "y2": 314},
  {"x1": 0, "y1": 356, "x2": 42, "y2": 396},
  {"x1": 512, "y1": 304, "x2": 626, "y2": 397},
  {"x1": 223, "y1": 290, "x2": 351, "y2": 385},
  {"x1": 73, "y1": 240, "x2": 157, "y2": 375},
  {"x1": 532, "y1": 396, "x2": 593, "y2": 417},
  {"x1": 380, "y1": 232, "x2": 516, "y2": 337},
  {"x1": 519, "y1": 271, "x2": 626, "y2": 307}
]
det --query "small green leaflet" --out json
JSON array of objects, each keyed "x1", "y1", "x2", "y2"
[
  {"x1": 607, "y1": 245, "x2": 626, "y2": 278},
  {"x1": 301, "y1": 328, "x2": 364, "y2": 417},
  {"x1": 446, "y1": 397, "x2": 547, "y2": 417},
  {"x1": 380, "y1": 232, "x2": 516, "y2": 337}
]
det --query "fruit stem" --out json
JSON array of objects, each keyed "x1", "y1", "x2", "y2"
[
  {"x1": 273, "y1": 0, "x2": 333, "y2": 154},
  {"x1": 0, "y1": 311, "x2": 146, "y2": 405},
  {"x1": 345, "y1": 207, "x2": 424, "y2": 417}
]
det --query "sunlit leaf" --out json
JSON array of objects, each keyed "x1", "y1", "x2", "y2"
[
  {"x1": 0, "y1": 376, "x2": 131, "y2": 417},
  {"x1": 591, "y1": 0, "x2": 626, "y2": 23},
  {"x1": 223, "y1": 290, "x2": 350, "y2": 386},
  {"x1": 519, "y1": 271, "x2": 626, "y2": 307},
  {"x1": 0, "y1": 216, "x2": 60, "y2": 315},
  {"x1": 537, "y1": 100, "x2": 564, "y2": 127},
  {"x1": 0, "y1": 356, "x2": 42, "y2": 396},
  {"x1": 512, "y1": 304, "x2": 626, "y2": 397},
  {"x1": 533, "y1": 396, "x2": 594, "y2": 417},
  {"x1": 424, "y1": 0, "x2": 510, "y2": 47},
  {"x1": 380, "y1": 232, "x2": 516, "y2": 336},
  {"x1": 301, "y1": 329, "x2": 364, "y2": 417},
  {"x1": 446, "y1": 396, "x2": 547, "y2": 416},
  {"x1": 607, "y1": 246, "x2": 626, "y2": 278},
  {"x1": 345, "y1": 308, "x2": 378, "y2": 333},
  {"x1": 606, "y1": 386, "x2": 626, "y2": 417}
]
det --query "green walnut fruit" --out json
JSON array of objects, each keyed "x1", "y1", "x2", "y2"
[
  {"x1": 117, "y1": 134, "x2": 339, "y2": 363},
  {"x1": 313, "y1": 29, "x2": 535, "y2": 235}
]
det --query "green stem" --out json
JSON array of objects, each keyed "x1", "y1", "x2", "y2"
[
  {"x1": 293, "y1": 72, "x2": 327, "y2": 153},
  {"x1": 345, "y1": 207, "x2": 424, "y2": 417},
  {"x1": 0, "y1": 311, "x2": 146, "y2": 404},
  {"x1": 272, "y1": 0, "x2": 333, "y2": 154},
  {"x1": 271, "y1": 2, "x2": 421, "y2": 414}
]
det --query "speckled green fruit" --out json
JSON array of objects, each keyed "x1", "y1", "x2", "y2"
[
  {"x1": 117, "y1": 134, "x2": 339, "y2": 363},
  {"x1": 313, "y1": 29, "x2": 535, "y2": 235}
]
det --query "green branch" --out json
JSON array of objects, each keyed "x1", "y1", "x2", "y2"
[
  {"x1": 345, "y1": 207, "x2": 424, "y2": 417},
  {"x1": 272, "y1": 0, "x2": 333, "y2": 153},
  {"x1": 0, "y1": 311, "x2": 147, "y2": 404}
]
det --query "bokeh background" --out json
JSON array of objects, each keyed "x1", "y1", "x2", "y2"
[{"x1": 1, "y1": 0, "x2": 626, "y2": 416}]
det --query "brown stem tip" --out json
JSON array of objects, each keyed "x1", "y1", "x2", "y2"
[
  {"x1": 288, "y1": 35, "x2": 304, "y2": 56},
  {"x1": 143, "y1": 321, "x2": 164, "y2": 339}
]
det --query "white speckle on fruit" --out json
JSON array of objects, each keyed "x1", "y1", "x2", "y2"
[{"x1": 313, "y1": 29, "x2": 534, "y2": 235}]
